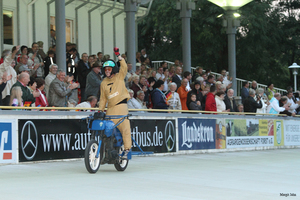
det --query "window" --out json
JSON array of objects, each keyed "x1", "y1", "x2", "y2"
[
  {"x1": 50, "y1": 16, "x2": 74, "y2": 43},
  {"x1": 3, "y1": 10, "x2": 13, "y2": 45}
]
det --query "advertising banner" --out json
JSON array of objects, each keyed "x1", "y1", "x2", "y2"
[
  {"x1": 18, "y1": 119, "x2": 88, "y2": 162},
  {"x1": 216, "y1": 119, "x2": 226, "y2": 149},
  {"x1": 130, "y1": 119, "x2": 176, "y2": 153},
  {"x1": 178, "y1": 118, "x2": 216, "y2": 150},
  {"x1": 284, "y1": 121, "x2": 300, "y2": 146},
  {"x1": 274, "y1": 120, "x2": 284, "y2": 146},
  {"x1": 226, "y1": 119, "x2": 274, "y2": 148},
  {"x1": 0, "y1": 119, "x2": 17, "y2": 164}
]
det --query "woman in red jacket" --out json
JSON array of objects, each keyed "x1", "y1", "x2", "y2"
[
  {"x1": 205, "y1": 84, "x2": 217, "y2": 113},
  {"x1": 35, "y1": 78, "x2": 48, "y2": 107}
]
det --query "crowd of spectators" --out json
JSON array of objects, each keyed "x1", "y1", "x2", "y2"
[{"x1": 0, "y1": 40, "x2": 299, "y2": 117}]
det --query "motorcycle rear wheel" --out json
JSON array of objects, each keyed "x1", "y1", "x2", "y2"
[{"x1": 114, "y1": 145, "x2": 129, "y2": 171}]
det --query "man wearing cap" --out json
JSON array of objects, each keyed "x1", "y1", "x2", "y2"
[
  {"x1": 85, "y1": 62, "x2": 102, "y2": 100},
  {"x1": 99, "y1": 47, "x2": 131, "y2": 158}
]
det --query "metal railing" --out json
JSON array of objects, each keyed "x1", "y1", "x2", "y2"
[{"x1": 152, "y1": 60, "x2": 286, "y2": 96}]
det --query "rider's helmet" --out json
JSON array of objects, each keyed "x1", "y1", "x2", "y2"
[{"x1": 102, "y1": 59, "x2": 119, "y2": 77}]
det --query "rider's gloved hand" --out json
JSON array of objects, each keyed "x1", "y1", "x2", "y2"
[{"x1": 114, "y1": 47, "x2": 120, "y2": 57}]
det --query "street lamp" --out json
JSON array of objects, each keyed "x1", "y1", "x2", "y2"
[
  {"x1": 207, "y1": 0, "x2": 253, "y2": 95},
  {"x1": 288, "y1": 63, "x2": 300, "y2": 91}
]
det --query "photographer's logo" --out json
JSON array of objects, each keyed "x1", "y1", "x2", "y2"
[{"x1": 21, "y1": 121, "x2": 38, "y2": 160}]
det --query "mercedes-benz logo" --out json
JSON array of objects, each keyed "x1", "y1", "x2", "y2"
[
  {"x1": 21, "y1": 121, "x2": 38, "y2": 160},
  {"x1": 164, "y1": 121, "x2": 175, "y2": 151}
]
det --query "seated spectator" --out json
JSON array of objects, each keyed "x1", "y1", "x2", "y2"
[
  {"x1": 130, "y1": 74, "x2": 142, "y2": 98},
  {"x1": 215, "y1": 91, "x2": 229, "y2": 113},
  {"x1": 224, "y1": 89, "x2": 238, "y2": 112},
  {"x1": 45, "y1": 64, "x2": 58, "y2": 97},
  {"x1": 43, "y1": 50, "x2": 56, "y2": 77},
  {"x1": 35, "y1": 78, "x2": 48, "y2": 107},
  {"x1": 0, "y1": 72, "x2": 11, "y2": 105},
  {"x1": 286, "y1": 91, "x2": 300, "y2": 115},
  {"x1": 136, "y1": 90, "x2": 148, "y2": 109},
  {"x1": 265, "y1": 83, "x2": 276, "y2": 100},
  {"x1": 28, "y1": 77, "x2": 37, "y2": 94},
  {"x1": 189, "y1": 93, "x2": 202, "y2": 112},
  {"x1": 167, "y1": 82, "x2": 181, "y2": 111},
  {"x1": 201, "y1": 84, "x2": 211, "y2": 110},
  {"x1": 10, "y1": 72, "x2": 40, "y2": 106},
  {"x1": 183, "y1": 71, "x2": 192, "y2": 91},
  {"x1": 65, "y1": 73, "x2": 79, "y2": 107},
  {"x1": 127, "y1": 89, "x2": 142, "y2": 109},
  {"x1": 244, "y1": 89, "x2": 263, "y2": 113},
  {"x1": 17, "y1": 45, "x2": 28, "y2": 63},
  {"x1": 251, "y1": 80, "x2": 257, "y2": 90},
  {"x1": 267, "y1": 93, "x2": 288, "y2": 114},
  {"x1": 28, "y1": 42, "x2": 45, "y2": 78},
  {"x1": 187, "y1": 81, "x2": 202, "y2": 110},
  {"x1": 255, "y1": 88, "x2": 269, "y2": 114},
  {"x1": 75, "y1": 96, "x2": 97, "y2": 111},
  {"x1": 205, "y1": 84, "x2": 217, "y2": 113},
  {"x1": 279, "y1": 96, "x2": 295, "y2": 116},
  {"x1": 177, "y1": 78, "x2": 191, "y2": 110},
  {"x1": 10, "y1": 86, "x2": 23, "y2": 107},
  {"x1": 151, "y1": 80, "x2": 168, "y2": 109},
  {"x1": 205, "y1": 74, "x2": 215, "y2": 86},
  {"x1": 238, "y1": 104, "x2": 244, "y2": 112},
  {"x1": 241, "y1": 81, "x2": 249, "y2": 104},
  {"x1": 48, "y1": 70, "x2": 79, "y2": 107},
  {"x1": 156, "y1": 66, "x2": 169, "y2": 92}
]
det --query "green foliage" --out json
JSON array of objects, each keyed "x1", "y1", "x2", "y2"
[{"x1": 138, "y1": 0, "x2": 300, "y2": 89}]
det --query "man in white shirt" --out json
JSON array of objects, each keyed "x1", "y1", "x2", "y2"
[
  {"x1": 155, "y1": 66, "x2": 169, "y2": 92},
  {"x1": 75, "y1": 96, "x2": 97, "y2": 111},
  {"x1": 44, "y1": 64, "x2": 58, "y2": 97},
  {"x1": 286, "y1": 91, "x2": 300, "y2": 114}
]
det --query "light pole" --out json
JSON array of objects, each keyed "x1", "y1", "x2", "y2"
[
  {"x1": 288, "y1": 63, "x2": 300, "y2": 92},
  {"x1": 207, "y1": 0, "x2": 253, "y2": 95}
]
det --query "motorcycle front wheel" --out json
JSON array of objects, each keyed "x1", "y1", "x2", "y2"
[
  {"x1": 114, "y1": 145, "x2": 129, "y2": 171},
  {"x1": 85, "y1": 139, "x2": 101, "y2": 173}
]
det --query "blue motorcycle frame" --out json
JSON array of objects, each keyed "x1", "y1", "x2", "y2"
[{"x1": 84, "y1": 113, "x2": 131, "y2": 173}]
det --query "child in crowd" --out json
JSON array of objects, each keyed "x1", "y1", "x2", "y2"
[
  {"x1": 189, "y1": 93, "x2": 202, "y2": 111},
  {"x1": 10, "y1": 86, "x2": 23, "y2": 107}
]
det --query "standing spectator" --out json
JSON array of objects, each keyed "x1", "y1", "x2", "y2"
[
  {"x1": 192, "y1": 67, "x2": 203, "y2": 83},
  {"x1": 205, "y1": 74, "x2": 215, "y2": 86},
  {"x1": 167, "y1": 82, "x2": 181, "y2": 111},
  {"x1": 156, "y1": 66, "x2": 169, "y2": 92},
  {"x1": 255, "y1": 88, "x2": 269, "y2": 114},
  {"x1": 177, "y1": 78, "x2": 191, "y2": 110},
  {"x1": 215, "y1": 91, "x2": 229, "y2": 113},
  {"x1": 168, "y1": 66, "x2": 175, "y2": 78},
  {"x1": 10, "y1": 86, "x2": 23, "y2": 107},
  {"x1": 97, "y1": 52, "x2": 103, "y2": 65},
  {"x1": 223, "y1": 89, "x2": 238, "y2": 112},
  {"x1": 241, "y1": 81, "x2": 249, "y2": 104},
  {"x1": 130, "y1": 74, "x2": 141, "y2": 97},
  {"x1": 17, "y1": 45, "x2": 28, "y2": 63},
  {"x1": 136, "y1": 52, "x2": 142, "y2": 64},
  {"x1": 35, "y1": 78, "x2": 48, "y2": 107},
  {"x1": 243, "y1": 89, "x2": 263, "y2": 113},
  {"x1": 48, "y1": 70, "x2": 79, "y2": 107},
  {"x1": 0, "y1": 46, "x2": 19, "y2": 105},
  {"x1": 43, "y1": 50, "x2": 56, "y2": 77},
  {"x1": 136, "y1": 90, "x2": 148, "y2": 109},
  {"x1": 205, "y1": 84, "x2": 217, "y2": 112},
  {"x1": 85, "y1": 62, "x2": 102, "y2": 100},
  {"x1": 144, "y1": 57, "x2": 152, "y2": 69},
  {"x1": 77, "y1": 53, "x2": 91, "y2": 101},
  {"x1": 0, "y1": 72, "x2": 11, "y2": 105},
  {"x1": 251, "y1": 80, "x2": 257, "y2": 90},
  {"x1": 172, "y1": 66, "x2": 182, "y2": 90},
  {"x1": 15, "y1": 54, "x2": 39, "y2": 77},
  {"x1": 267, "y1": 93, "x2": 288, "y2": 114},
  {"x1": 140, "y1": 49, "x2": 149, "y2": 63},
  {"x1": 265, "y1": 83, "x2": 276, "y2": 100},
  {"x1": 28, "y1": 42, "x2": 45, "y2": 78},
  {"x1": 186, "y1": 81, "x2": 203, "y2": 110},
  {"x1": 152, "y1": 80, "x2": 168, "y2": 109},
  {"x1": 37, "y1": 41, "x2": 47, "y2": 60},
  {"x1": 138, "y1": 75, "x2": 150, "y2": 105},
  {"x1": 10, "y1": 72, "x2": 40, "y2": 105},
  {"x1": 286, "y1": 91, "x2": 300, "y2": 115},
  {"x1": 44, "y1": 64, "x2": 58, "y2": 98},
  {"x1": 183, "y1": 71, "x2": 192, "y2": 91},
  {"x1": 50, "y1": 29, "x2": 56, "y2": 47}
]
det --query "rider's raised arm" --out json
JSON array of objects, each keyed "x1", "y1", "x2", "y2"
[
  {"x1": 118, "y1": 56, "x2": 127, "y2": 80},
  {"x1": 99, "y1": 83, "x2": 107, "y2": 111}
]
